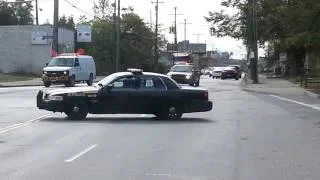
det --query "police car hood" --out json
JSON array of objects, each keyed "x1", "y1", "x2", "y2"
[
  {"x1": 44, "y1": 86, "x2": 99, "y2": 96},
  {"x1": 43, "y1": 66, "x2": 72, "y2": 71},
  {"x1": 167, "y1": 72, "x2": 192, "y2": 76}
]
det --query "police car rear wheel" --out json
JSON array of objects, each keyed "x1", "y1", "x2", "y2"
[
  {"x1": 158, "y1": 104, "x2": 183, "y2": 120},
  {"x1": 65, "y1": 100, "x2": 88, "y2": 120}
]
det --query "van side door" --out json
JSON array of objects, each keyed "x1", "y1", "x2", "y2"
[{"x1": 74, "y1": 58, "x2": 83, "y2": 81}]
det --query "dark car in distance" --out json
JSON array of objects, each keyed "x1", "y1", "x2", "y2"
[
  {"x1": 221, "y1": 66, "x2": 240, "y2": 80},
  {"x1": 37, "y1": 69, "x2": 213, "y2": 120},
  {"x1": 167, "y1": 64, "x2": 201, "y2": 86}
]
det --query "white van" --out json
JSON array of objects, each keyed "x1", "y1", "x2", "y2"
[{"x1": 42, "y1": 53, "x2": 96, "y2": 87}]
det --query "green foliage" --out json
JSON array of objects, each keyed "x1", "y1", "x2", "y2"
[
  {"x1": 78, "y1": 0, "x2": 167, "y2": 74},
  {"x1": 205, "y1": 0, "x2": 320, "y2": 48},
  {"x1": 58, "y1": 15, "x2": 75, "y2": 30},
  {"x1": 0, "y1": 0, "x2": 33, "y2": 25}
]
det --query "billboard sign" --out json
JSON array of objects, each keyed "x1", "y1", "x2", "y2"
[
  {"x1": 76, "y1": 24, "x2": 92, "y2": 42},
  {"x1": 31, "y1": 29, "x2": 48, "y2": 45}
]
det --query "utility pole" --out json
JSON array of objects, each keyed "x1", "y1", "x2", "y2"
[
  {"x1": 179, "y1": 18, "x2": 191, "y2": 41},
  {"x1": 35, "y1": 0, "x2": 39, "y2": 25},
  {"x1": 169, "y1": 7, "x2": 183, "y2": 51},
  {"x1": 248, "y1": 0, "x2": 258, "y2": 83},
  {"x1": 151, "y1": 0, "x2": 164, "y2": 72},
  {"x1": 115, "y1": 0, "x2": 120, "y2": 72},
  {"x1": 53, "y1": 0, "x2": 59, "y2": 54},
  {"x1": 193, "y1": 33, "x2": 204, "y2": 43}
]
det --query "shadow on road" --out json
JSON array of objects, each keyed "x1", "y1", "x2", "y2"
[{"x1": 41, "y1": 116, "x2": 215, "y2": 124}]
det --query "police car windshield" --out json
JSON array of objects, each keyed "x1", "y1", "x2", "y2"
[
  {"x1": 171, "y1": 65, "x2": 192, "y2": 72},
  {"x1": 97, "y1": 74, "x2": 118, "y2": 87},
  {"x1": 48, "y1": 58, "x2": 74, "y2": 67}
]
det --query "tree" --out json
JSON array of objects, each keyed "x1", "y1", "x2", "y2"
[
  {"x1": 205, "y1": 0, "x2": 320, "y2": 76},
  {"x1": 93, "y1": 0, "x2": 113, "y2": 20},
  {"x1": 0, "y1": 0, "x2": 33, "y2": 25},
  {"x1": 82, "y1": 7, "x2": 167, "y2": 74},
  {"x1": 0, "y1": 1, "x2": 15, "y2": 25},
  {"x1": 14, "y1": 0, "x2": 33, "y2": 25},
  {"x1": 58, "y1": 15, "x2": 75, "y2": 30}
]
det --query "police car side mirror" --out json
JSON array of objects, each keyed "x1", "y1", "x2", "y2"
[{"x1": 106, "y1": 84, "x2": 114, "y2": 91}]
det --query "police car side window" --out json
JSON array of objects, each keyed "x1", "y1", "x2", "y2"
[
  {"x1": 139, "y1": 76, "x2": 166, "y2": 90},
  {"x1": 74, "y1": 58, "x2": 80, "y2": 67},
  {"x1": 111, "y1": 76, "x2": 136, "y2": 89}
]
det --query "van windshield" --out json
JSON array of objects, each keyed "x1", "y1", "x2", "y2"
[{"x1": 48, "y1": 58, "x2": 74, "y2": 67}]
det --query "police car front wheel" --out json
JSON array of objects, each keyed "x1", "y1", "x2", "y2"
[{"x1": 65, "y1": 100, "x2": 88, "y2": 120}]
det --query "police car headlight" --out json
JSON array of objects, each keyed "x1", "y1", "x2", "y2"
[
  {"x1": 186, "y1": 75, "x2": 191, "y2": 79},
  {"x1": 63, "y1": 71, "x2": 68, "y2": 75},
  {"x1": 48, "y1": 95, "x2": 63, "y2": 101},
  {"x1": 43, "y1": 71, "x2": 47, "y2": 75}
]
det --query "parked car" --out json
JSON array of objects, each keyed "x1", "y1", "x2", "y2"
[
  {"x1": 211, "y1": 67, "x2": 225, "y2": 79},
  {"x1": 42, "y1": 53, "x2": 96, "y2": 87},
  {"x1": 221, "y1": 66, "x2": 240, "y2": 80},
  {"x1": 228, "y1": 65, "x2": 242, "y2": 78},
  {"x1": 167, "y1": 64, "x2": 201, "y2": 86},
  {"x1": 37, "y1": 68, "x2": 213, "y2": 120}
]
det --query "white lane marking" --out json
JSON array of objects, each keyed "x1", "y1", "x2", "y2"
[
  {"x1": 0, "y1": 114, "x2": 50, "y2": 134},
  {"x1": 270, "y1": 95, "x2": 320, "y2": 111},
  {"x1": 141, "y1": 114, "x2": 147, "y2": 117},
  {"x1": 65, "y1": 144, "x2": 98, "y2": 162}
]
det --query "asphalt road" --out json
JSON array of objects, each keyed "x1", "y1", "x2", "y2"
[{"x1": 0, "y1": 76, "x2": 320, "y2": 180}]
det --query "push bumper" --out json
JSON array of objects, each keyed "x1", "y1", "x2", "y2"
[
  {"x1": 184, "y1": 100, "x2": 213, "y2": 113},
  {"x1": 42, "y1": 75, "x2": 69, "y2": 83},
  {"x1": 37, "y1": 91, "x2": 65, "y2": 112}
]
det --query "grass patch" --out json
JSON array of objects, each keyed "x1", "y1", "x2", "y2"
[{"x1": 0, "y1": 73, "x2": 36, "y2": 82}]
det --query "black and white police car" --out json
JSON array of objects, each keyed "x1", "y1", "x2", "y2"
[{"x1": 37, "y1": 68, "x2": 213, "y2": 120}]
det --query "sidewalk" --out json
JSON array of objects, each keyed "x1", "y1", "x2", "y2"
[
  {"x1": 0, "y1": 76, "x2": 105, "y2": 87},
  {"x1": 241, "y1": 74, "x2": 320, "y2": 98}
]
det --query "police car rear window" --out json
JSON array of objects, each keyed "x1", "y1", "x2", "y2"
[{"x1": 162, "y1": 77, "x2": 179, "y2": 89}]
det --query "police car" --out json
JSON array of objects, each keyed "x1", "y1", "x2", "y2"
[{"x1": 37, "y1": 68, "x2": 213, "y2": 120}]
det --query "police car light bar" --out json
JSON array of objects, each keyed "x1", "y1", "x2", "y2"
[{"x1": 127, "y1": 68, "x2": 143, "y2": 72}]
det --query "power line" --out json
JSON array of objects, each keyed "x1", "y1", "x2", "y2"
[{"x1": 63, "y1": 0, "x2": 95, "y2": 18}]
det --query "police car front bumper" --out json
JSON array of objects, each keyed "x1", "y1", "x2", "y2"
[{"x1": 37, "y1": 91, "x2": 65, "y2": 112}]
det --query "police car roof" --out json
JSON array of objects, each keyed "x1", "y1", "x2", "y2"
[{"x1": 113, "y1": 71, "x2": 168, "y2": 77}]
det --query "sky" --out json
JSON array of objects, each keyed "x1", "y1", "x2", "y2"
[{"x1": 33, "y1": 0, "x2": 262, "y2": 59}]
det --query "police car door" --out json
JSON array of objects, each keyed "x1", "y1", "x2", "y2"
[
  {"x1": 97, "y1": 76, "x2": 138, "y2": 113},
  {"x1": 135, "y1": 76, "x2": 167, "y2": 113}
]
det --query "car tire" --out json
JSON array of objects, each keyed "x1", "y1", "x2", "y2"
[
  {"x1": 67, "y1": 75, "x2": 75, "y2": 87},
  {"x1": 235, "y1": 77, "x2": 239, "y2": 80},
  {"x1": 65, "y1": 99, "x2": 88, "y2": 120},
  {"x1": 87, "y1": 73, "x2": 93, "y2": 86},
  {"x1": 44, "y1": 82, "x2": 51, "y2": 87},
  {"x1": 195, "y1": 81, "x2": 200, "y2": 87},
  {"x1": 158, "y1": 104, "x2": 183, "y2": 120}
]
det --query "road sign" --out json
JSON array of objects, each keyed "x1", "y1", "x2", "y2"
[{"x1": 76, "y1": 24, "x2": 92, "y2": 43}]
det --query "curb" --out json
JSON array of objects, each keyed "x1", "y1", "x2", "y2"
[
  {"x1": 0, "y1": 80, "x2": 102, "y2": 88},
  {"x1": 0, "y1": 84, "x2": 43, "y2": 88},
  {"x1": 305, "y1": 90, "x2": 320, "y2": 99},
  {"x1": 242, "y1": 87, "x2": 278, "y2": 95}
]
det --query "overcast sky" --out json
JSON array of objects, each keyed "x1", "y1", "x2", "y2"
[{"x1": 34, "y1": 0, "x2": 258, "y2": 59}]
